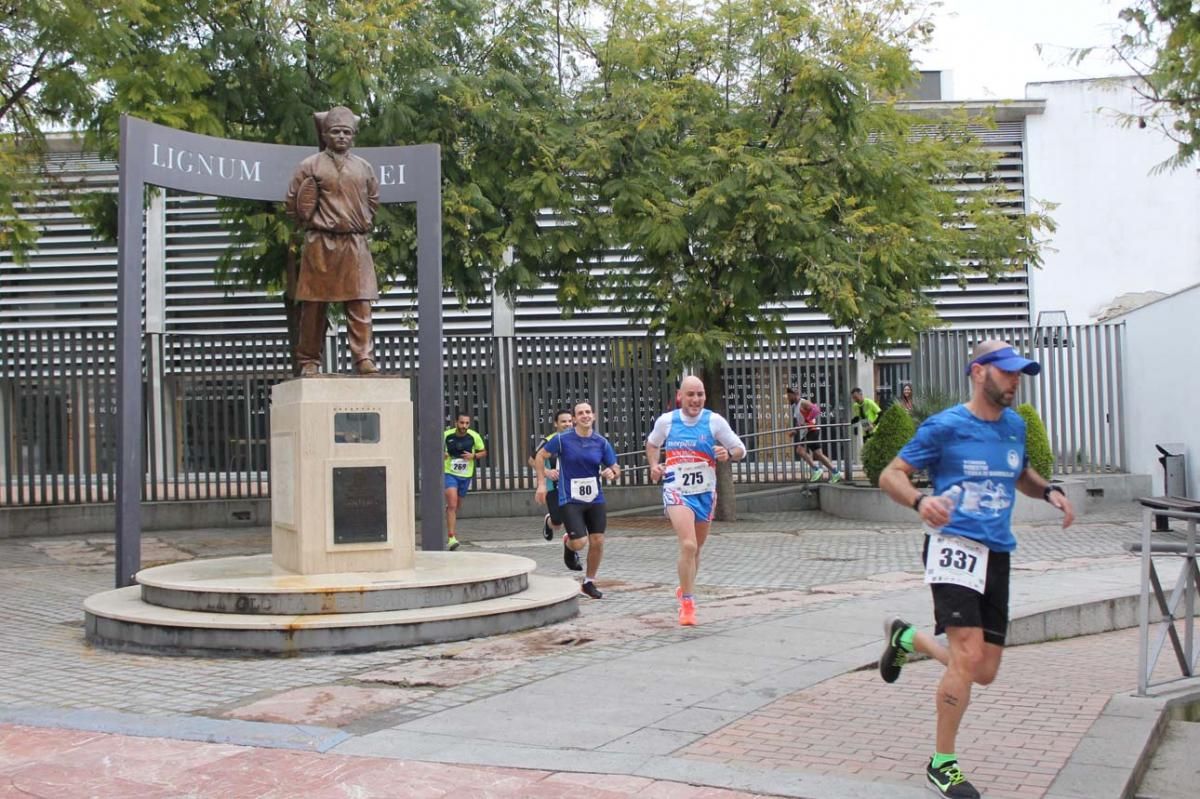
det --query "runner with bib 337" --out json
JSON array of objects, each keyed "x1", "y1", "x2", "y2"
[{"x1": 876, "y1": 340, "x2": 1074, "y2": 799}]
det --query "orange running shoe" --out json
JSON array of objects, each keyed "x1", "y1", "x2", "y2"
[{"x1": 679, "y1": 597, "x2": 696, "y2": 626}]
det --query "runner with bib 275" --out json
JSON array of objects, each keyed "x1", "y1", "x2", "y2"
[
  {"x1": 876, "y1": 340, "x2": 1074, "y2": 799},
  {"x1": 646, "y1": 375, "x2": 746, "y2": 627}
]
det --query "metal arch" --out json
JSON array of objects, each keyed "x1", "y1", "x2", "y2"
[{"x1": 115, "y1": 115, "x2": 445, "y2": 587}]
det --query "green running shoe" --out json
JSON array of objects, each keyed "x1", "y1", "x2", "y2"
[
  {"x1": 926, "y1": 759, "x2": 980, "y2": 798},
  {"x1": 879, "y1": 616, "x2": 911, "y2": 683}
]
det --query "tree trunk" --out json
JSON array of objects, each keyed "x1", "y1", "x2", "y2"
[
  {"x1": 698, "y1": 363, "x2": 737, "y2": 522},
  {"x1": 285, "y1": 249, "x2": 301, "y2": 376}
]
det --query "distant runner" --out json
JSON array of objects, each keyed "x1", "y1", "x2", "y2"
[
  {"x1": 795, "y1": 397, "x2": 842, "y2": 482},
  {"x1": 529, "y1": 409, "x2": 573, "y2": 541},
  {"x1": 443, "y1": 412, "x2": 486, "y2": 551},
  {"x1": 850, "y1": 387, "x2": 881, "y2": 443}
]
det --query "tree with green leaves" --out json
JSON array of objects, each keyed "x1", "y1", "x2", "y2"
[
  {"x1": 1, "y1": 1, "x2": 150, "y2": 263},
  {"x1": 544, "y1": 0, "x2": 1051, "y2": 516},
  {"x1": 1111, "y1": 1, "x2": 1200, "y2": 170},
  {"x1": 10, "y1": 1, "x2": 1054, "y2": 520},
  {"x1": 49, "y1": 1, "x2": 575, "y2": 356}
]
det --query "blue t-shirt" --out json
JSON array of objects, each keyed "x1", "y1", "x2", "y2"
[
  {"x1": 534, "y1": 432, "x2": 560, "y2": 490},
  {"x1": 898, "y1": 404, "x2": 1028, "y2": 552},
  {"x1": 542, "y1": 429, "x2": 618, "y2": 505}
]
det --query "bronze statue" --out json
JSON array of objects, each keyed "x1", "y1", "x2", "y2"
[{"x1": 285, "y1": 106, "x2": 380, "y2": 376}]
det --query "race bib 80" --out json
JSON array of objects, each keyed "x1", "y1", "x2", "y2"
[
  {"x1": 570, "y1": 476, "x2": 599, "y2": 503},
  {"x1": 924, "y1": 533, "x2": 989, "y2": 594}
]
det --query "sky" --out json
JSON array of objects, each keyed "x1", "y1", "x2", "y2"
[{"x1": 911, "y1": 0, "x2": 1134, "y2": 100}]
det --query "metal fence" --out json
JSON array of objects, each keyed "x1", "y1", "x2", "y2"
[
  {"x1": 913, "y1": 324, "x2": 1127, "y2": 474},
  {"x1": 1, "y1": 328, "x2": 854, "y2": 506}
]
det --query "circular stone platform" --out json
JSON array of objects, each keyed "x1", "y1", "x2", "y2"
[
  {"x1": 84, "y1": 552, "x2": 579, "y2": 657},
  {"x1": 136, "y1": 552, "x2": 535, "y2": 614}
]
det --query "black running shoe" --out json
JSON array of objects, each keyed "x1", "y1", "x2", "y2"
[
  {"x1": 563, "y1": 537, "x2": 582, "y2": 571},
  {"x1": 580, "y1": 581, "x2": 603, "y2": 599},
  {"x1": 926, "y1": 759, "x2": 980, "y2": 798},
  {"x1": 879, "y1": 616, "x2": 911, "y2": 684},
  {"x1": 542, "y1": 513, "x2": 554, "y2": 541}
]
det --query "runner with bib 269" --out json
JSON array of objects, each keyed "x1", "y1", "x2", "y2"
[{"x1": 876, "y1": 340, "x2": 1074, "y2": 799}]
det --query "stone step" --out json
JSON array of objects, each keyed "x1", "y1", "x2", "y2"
[
  {"x1": 1135, "y1": 718, "x2": 1200, "y2": 799},
  {"x1": 84, "y1": 573, "x2": 580, "y2": 657},
  {"x1": 136, "y1": 552, "x2": 535, "y2": 615}
]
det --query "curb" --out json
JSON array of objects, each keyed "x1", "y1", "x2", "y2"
[
  {"x1": 0, "y1": 706, "x2": 349, "y2": 752},
  {"x1": 1044, "y1": 682, "x2": 1200, "y2": 799},
  {"x1": 1007, "y1": 593, "x2": 1140, "y2": 646}
]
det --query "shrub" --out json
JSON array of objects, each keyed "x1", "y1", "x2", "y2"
[
  {"x1": 1016, "y1": 403, "x2": 1054, "y2": 480},
  {"x1": 910, "y1": 388, "x2": 961, "y2": 425},
  {"x1": 862, "y1": 402, "x2": 917, "y2": 486}
]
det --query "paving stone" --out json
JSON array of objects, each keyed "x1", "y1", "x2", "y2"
[
  {"x1": 0, "y1": 504, "x2": 1176, "y2": 799},
  {"x1": 221, "y1": 684, "x2": 430, "y2": 727},
  {"x1": 599, "y1": 728, "x2": 703, "y2": 755}
]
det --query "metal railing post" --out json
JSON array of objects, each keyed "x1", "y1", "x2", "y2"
[
  {"x1": 1135, "y1": 504, "x2": 1200, "y2": 695},
  {"x1": 1187, "y1": 517, "x2": 1197, "y2": 678},
  {"x1": 1138, "y1": 504, "x2": 1153, "y2": 695}
]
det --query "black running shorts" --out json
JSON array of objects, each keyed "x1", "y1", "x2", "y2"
[
  {"x1": 801, "y1": 427, "x2": 823, "y2": 453},
  {"x1": 922, "y1": 535, "x2": 1011, "y2": 646},
  {"x1": 546, "y1": 488, "x2": 564, "y2": 526},
  {"x1": 562, "y1": 502, "x2": 607, "y2": 540}
]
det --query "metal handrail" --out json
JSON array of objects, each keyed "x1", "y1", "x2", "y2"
[
  {"x1": 1135, "y1": 503, "x2": 1200, "y2": 695},
  {"x1": 609, "y1": 421, "x2": 853, "y2": 476}
]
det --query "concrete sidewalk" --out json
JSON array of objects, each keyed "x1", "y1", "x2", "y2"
[{"x1": 1, "y1": 505, "x2": 1197, "y2": 798}]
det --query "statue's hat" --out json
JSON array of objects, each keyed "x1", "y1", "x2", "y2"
[{"x1": 313, "y1": 106, "x2": 360, "y2": 149}]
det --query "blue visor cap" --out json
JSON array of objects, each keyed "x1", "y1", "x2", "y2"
[{"x1": 965, "y1": 347, "x2": 1041, "y2": 376}]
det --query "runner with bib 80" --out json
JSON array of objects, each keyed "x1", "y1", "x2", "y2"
[{"x1": 532, "y1": 401, "x2": 620, "y2": 600}]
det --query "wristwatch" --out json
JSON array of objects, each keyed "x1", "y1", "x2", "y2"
[{"x1": 1043, "y1": 485, "x2": 1065, "y2": 502}]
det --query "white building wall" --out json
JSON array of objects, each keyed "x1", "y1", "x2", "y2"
[
  {"x1": 1117, "y1": 283, "x2": 1200, "y2": 497},
  {"x1": 1025, "y1": 78, "x2": 1200, "y2": 324}
]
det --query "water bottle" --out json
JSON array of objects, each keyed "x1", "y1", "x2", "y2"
[{"x1": 922, "y1": 484, "x2": 963, "y2": 535}]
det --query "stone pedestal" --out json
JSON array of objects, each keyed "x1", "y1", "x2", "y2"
[
  {"x1": 84, "y1": 374, "x2": 580, "y2": 657},
  {"x1": 269, "y1": 376, "x2": 415, "y2": 574}
]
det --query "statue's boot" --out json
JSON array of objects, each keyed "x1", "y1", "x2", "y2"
[
  {"x1": 297, "y1": 301, "x2": 327, "y2": 376},
  {"x1": 346, "y1": 299, "x2": 376, "y2": 374}
]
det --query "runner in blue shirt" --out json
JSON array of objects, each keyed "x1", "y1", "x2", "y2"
[
  {"x1": 876, "y1": 340, "x2": 1074, "y2": 799},
  {"x1": 646, "y1": 375, "x2": 746, "y2": 626},
  {"x1": 527, "y1": 409, "x2": 573, "y2": 541},
  {"x1": 533, "y1": 401, "x2": 619, "y2": 599}
]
